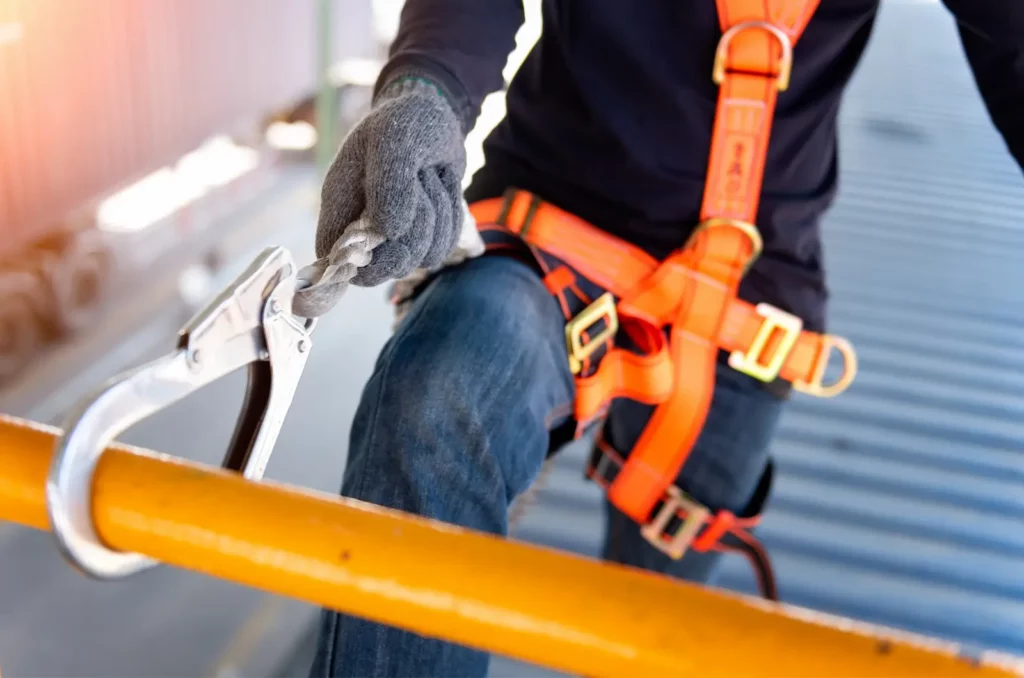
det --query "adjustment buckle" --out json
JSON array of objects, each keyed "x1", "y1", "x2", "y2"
[
  {"x1": 640, "y1": 486, "x2": 711, "y2": 560},
  {"x1": 728, "y1": 303, "x2": 802, "y2": 383},
  {"x1": 793, "y1": 334, "x2": 858, "y2": 398},
  {"x1": 713, "y1": 20, "x2": 794, "y2": 92},
  {"x1": 565, "y1": 292, "x2": 619, "y2": 375}
]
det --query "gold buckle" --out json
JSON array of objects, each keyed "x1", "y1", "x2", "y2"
[
  {"x1": 712, "y1": 20, "x2": 794, "y2": 92},
  {"x1": 728, "y1": 303, "x2": 802, "y2": 383},
  {"x1": 793, "y1": 335, "x2": 858, "y2": 398},
  {"x1": 565, "y1": 293, "x2": 618, "y2": 375},
  {"x1": 640, "y1": 486, "x2": 711, "y2": 560},
  {"x1": 687, "y1": 217, "x2": 764, "y2": 277}
]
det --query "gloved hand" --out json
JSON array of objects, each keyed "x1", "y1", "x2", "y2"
[{"x1": 315, "y1": 77, "x2": 467, "y2": 289}]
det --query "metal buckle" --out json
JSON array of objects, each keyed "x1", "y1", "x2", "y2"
[
  {"x1": 712, "y1": 20, "x2": 794, "y2": 92},
  {"x1": 46, "y1": 246, "x2": 314, "y2": 579},
  {"x1": 496, "y1": 188, "x2": 542, "y2": 238},
  {"x1": 587, "y1": 438, "x2": 617, "y2": 487},
  {"x1": 793, "y1": 334, "x2": 858, "y2": 398},
  {"x1": 565, "y1": 292, "x2": 619, "y2": 375},
  {"x1": 640, "y1": 486, "x2": 711, "y2": 560},
  {"x1": 728, "y1": 303, "x2": 802, "y2": 383},
  {"x1": 687, "y1": 217, "x2": 764, "y2": 277}
]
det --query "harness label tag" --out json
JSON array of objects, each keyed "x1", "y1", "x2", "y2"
[{"x1": 706, "y1": 98, "x2": 766, "y2": 219}]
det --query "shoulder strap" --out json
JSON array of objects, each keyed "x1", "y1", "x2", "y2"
[{"x1": 702, "y1": 0, "x2": 821, "y2": 224}]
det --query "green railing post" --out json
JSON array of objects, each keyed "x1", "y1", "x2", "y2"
[{"x1": 315, "y1": 0, "x2": 338, "y2": 177}]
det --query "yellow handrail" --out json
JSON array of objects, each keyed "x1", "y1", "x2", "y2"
[{"x1": 1, "y1": 413, "x2": 1020, "y2": 677}]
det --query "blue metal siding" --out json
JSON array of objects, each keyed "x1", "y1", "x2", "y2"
[{"x1": 499, "y1": 1, "x2": 1024, "y2": 673}]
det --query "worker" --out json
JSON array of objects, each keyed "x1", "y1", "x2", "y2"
[{"x1": 305, "y1": 1, "x2": 1024, "y2": 676}]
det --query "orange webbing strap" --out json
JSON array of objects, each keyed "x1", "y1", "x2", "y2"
[
  {"x1": 605, "y1": 0, "x2": 823, "y2": 524},
  {"x1": 702, "y1": 0, "x2": 818, "y2": 222},
  {"x1": 467, "y1": 6, "x2": 851, "y2": 569},
  {"x1": 473, "y1": 194, "x2": 659, "y2": 292}
]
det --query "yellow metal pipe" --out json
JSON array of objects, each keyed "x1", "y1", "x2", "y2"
[{"x1": 0, "y1": 413, "x2": 1020, "y2": 677}]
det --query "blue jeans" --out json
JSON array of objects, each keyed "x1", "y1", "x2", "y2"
[{"x1": 310, "y1": 254, "x2": 785, "y2": 678}]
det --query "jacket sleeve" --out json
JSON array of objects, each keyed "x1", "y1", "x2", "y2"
[
  {"x1": 373, "y1": 0, "x2": 525, "y2": 133},
  {"x1": 942, "y1": 0, "x2": 1024, "y2": 173}
]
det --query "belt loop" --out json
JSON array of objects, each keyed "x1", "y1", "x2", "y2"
[
  {"x1": 496, "y1": 187, "x2": 517, "y2": 227},
  {"x1": 519, "y1": 194, "x2": 543, "y2": 239},
  {"x1": 497, "y1": 189, "x2": 543, "y2": 238}
]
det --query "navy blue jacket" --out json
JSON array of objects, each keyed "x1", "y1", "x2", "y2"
[{"x1": 376, "y1": 1, "x2": 1024, "y2": 331}]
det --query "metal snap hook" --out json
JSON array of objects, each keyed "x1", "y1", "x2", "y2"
[{"x1": 46, "y1": 246, "x2": 315, "y2": 579}]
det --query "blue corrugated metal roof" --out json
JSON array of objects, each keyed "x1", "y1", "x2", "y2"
[{"x1": 497, "y1": 1, "x2": 1024, "y2": 673}]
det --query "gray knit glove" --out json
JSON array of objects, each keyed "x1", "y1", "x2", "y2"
[{"x1": 314, "y1": 77, "x2": 466, "y2": 291}]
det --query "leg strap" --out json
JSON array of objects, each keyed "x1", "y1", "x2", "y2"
[{"x1": 588, "y1": 432, "x2": 779, "y2": 601}]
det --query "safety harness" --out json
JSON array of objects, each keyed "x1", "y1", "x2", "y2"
[{"x1": 467, "y1": 0, "x2": 858, "y2": 600}]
